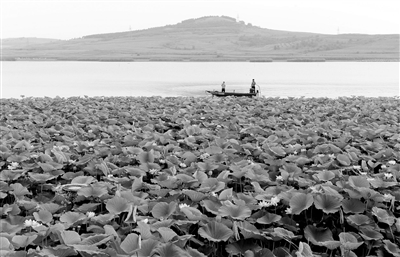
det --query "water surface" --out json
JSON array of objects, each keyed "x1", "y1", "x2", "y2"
[{"x1": 2, "y1": 62, "x2": 399, "y2": 98}]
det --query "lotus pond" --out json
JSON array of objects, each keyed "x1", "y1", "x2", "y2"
[{"x1": 0, "y1": 96, "x2": 399, "y2": 257}]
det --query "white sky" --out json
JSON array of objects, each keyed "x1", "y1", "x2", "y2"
[{"x1": 1, "y1": 0, "x2": 399, "y2": 40}]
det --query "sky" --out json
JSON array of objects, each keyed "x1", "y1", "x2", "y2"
[{"x1": 1, "y1": 0, "x2": 399, "y2": 40}]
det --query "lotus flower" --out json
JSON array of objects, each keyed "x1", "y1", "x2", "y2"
[
  {"x1": 86, "y1": 212, "x2": 95, "y2": 218},
  {"x1": 7, "y1": 162, "x2": 19, "y2": 170},
  {"x1": 24, "y1": 219, "x2": 40, "y2": 228}
]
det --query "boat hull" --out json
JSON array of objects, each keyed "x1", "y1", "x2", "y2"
[{"x1": 206, "y1": 91, "x2": 257, "y2": 97}]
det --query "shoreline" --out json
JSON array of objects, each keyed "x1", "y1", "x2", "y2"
[
  {"x1": 2, "y1": 95, "x2": 399, "y2": 101},
  {"x1": 2, "y1": 58, "x2": 399, "y2": 62}
]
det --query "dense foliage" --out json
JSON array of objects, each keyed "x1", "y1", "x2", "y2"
[{"x1": 0, "y1": 96, "x2": 399, "y2": 257}]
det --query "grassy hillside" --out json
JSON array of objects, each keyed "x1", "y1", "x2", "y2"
[
  {"x1": 2, "y1": 16, "x2": 399, "y2": 61},
  {"x1": 1, "y1": 37, "x2": 61, "y2": 49}
]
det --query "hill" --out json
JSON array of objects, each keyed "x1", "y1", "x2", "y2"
[
  {"x1": 1, "y1": 16, "x2": 399, "y2": 61},
  {"x1": 2, "y1": 37, "x2": 61, "y2": 49}
]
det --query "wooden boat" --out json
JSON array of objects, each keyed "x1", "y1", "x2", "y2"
[
  {"x1": 206, "y1": 91, "x2": 258, "y2": 97},
  {"x1": 207, "y1": 84, "x2": 261, "y2": 97}
]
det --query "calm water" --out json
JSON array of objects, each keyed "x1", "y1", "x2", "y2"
[{"x1": 1, "y1": 61, "x2": 399, "y2": 98}]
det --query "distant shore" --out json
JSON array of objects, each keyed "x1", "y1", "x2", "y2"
[{"x1": 2, "y1": 57, "x2": 399, "y2": 62}]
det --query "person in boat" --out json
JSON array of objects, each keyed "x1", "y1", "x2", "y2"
[
  {"x1": 221, "y1": 81, "x2": 226, "y2": 93},
  {"x1": 250, "y1": 79, "x2": 256, "y2": 93}
]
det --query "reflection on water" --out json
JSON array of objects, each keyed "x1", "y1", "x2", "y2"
[{"x1": 2, "y1": 61, "x2": 399, "y2": 98}]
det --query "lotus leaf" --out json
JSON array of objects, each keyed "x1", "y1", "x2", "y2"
[
  {"x1": 270, "y1": 227, "x2": 296, "y2": 240},
  {"x1": 268, "y1": 145, "x2": 287, "y2": 157},
  {"x1": 346, "y1": 214, "x2": 372, "y2": 227},
  {"x1": 120, "y1": 233, "x2": 141, "y2": 254},
  {"x1": 124, "y1": 204, "x2": 137, "y2": 223},
  {"x1": 237, "y1": 193, "x2": 257, "y2": 205},
  {"x1": 52, "y1": 148, "x2": 69, "y2": 163},
  {"x1": 80, "y1": 234, "x2": 113, "y2": 246},
  {"x1": 182, "y1": 151, "x2": 198, "y2": 165},
  {"x1": 77, "y1": 184, "x2": 108, "y2": 198},
  {"x1": 10, "y1": 183, "x2": 31, "y2": 197},
  {"x1": 106, "y1": 196, "x2": 130, "y2": 215},
  {"x1": 124, "y1": 238, "x2": 156, "y2": 256},
  {"x1": 158, "y1": 227, "x2": 178, "y2": 243},
  {"x1": 237, "y1": 221, "x2": 263, "y2": 239},
  {"x1": 313, "y1": 194, "x2": 342, "y2": 214},
  {"x1": 0, "y1": 237, "x2": 12, "y2": 251},
  {"x1": 383, "y1": 240, "x2": 400, "y2": 257},
  {"x1": 315, "y1": 170, "x2": 335, "y2": 181},
  {"x1": 372, "y1": 207, "x2": 395, "y2": 226},
  {"x1": 337, "y1": 154, "x2": 351, "y2": 166},
  {"x1": 60, "y1": 211, "x2": 87, "y2": 225},
  {"x1": 339, "y1": 232, "x2": 363, "y2": 250},
  {"x1": 296, "y1": 242, "x2": 313, "y2": 257},
  {"x1": 0, "y1": 170, "x2": 25, "y2": 181},
  {"x1": 33, "y1": 209, "x2": 53, "y2": 224},
  {"x1": 0, "y1": 204, "x2": 16, "y2": 216},
  {"x1": 280, "y1": 163, "x2": 302, "y2": 179},
  {"x1": 369, "y1": 178, "x2": 398, "y2": 188},
  {"x1": 295, "y1": 156, "x2": 311, "y2": 167},
  {"x1": 60, "y1": 183, "x2": 87, "y2": 192},
  {"x1": 319, "y1": 240, "x2": 342, "y2": 250},
  {"x1": 197, "y1": 162, "x2": 220, "y2": 172},
  {"x1": 138, "y1": 150, "x2": 155, "y2": 164},
  {"x1": 304, "y1": 225, "x2": 334, "y2": 246},
  {"x1": 7, "y1": 154, "x2": 29, "y2": 163},
  {"x1": 29, "y1": 172, "x2": 57, "y2": 182},
  {"x1": 244, "y1": 249, "x2": 275, "y2": 257},
  {"x1": 11, "y1": 235, "x2": 37, "y2": 249},
  {"x1": 219, "y1": 200, "x2": 252, "y2": 220},
  {"x1": 77, "y1": 203, "x2": 100, "y2": 213},
  {"x1": 273, "y1": 246, "x2": 292, "y2": 257},
  {"x1": 68, "y1": 244, "x2": 104, "y2": 255},
  {"x1": 180, "y1": 206, "x2": 205, "y2": 221},
  {"x1": 133, "y1": 221, "x2": 152, "y2": 240},
  {"x1": 199, "y1": 178, "x2": 225, "y2": 192},
  {"x1": 153, "y1": 242, "x2": 190, "y2": 257},
  {"x1": 201, "y1": 199, "x2": 222, "y2": 215},
  {"x1": 341, "y1": 198, "x2": 365, "y2": 213},
  {"x1": 96, "y1": 161, "x2": 111, "y2": 176},
  {"x1": 58, "y1": 230, "x2": 81, "y2": 245},
  {"x1": 151, "y1": 201, "x2": 177, "y2": 220},
  {"x1": 125, "y1": 167, "x2": 147, "y2": 177},
  {"x1": 289, "y1": 192, "x2": 313, "y2": 215},
  {"x1": 225, "y1": 239, "x2": 263, "y2": 255},
  {"x1": 219, "y1": 188, "x2": 233, "y2": 200},
  {"x1": 359, "y1": 227, "x2": 383, "y2": 241},
  {"x1": 186, "y1": 246, "x2": 207, "y2": 257},
  {"x1": 37, "y1": 162, "x2": 64, "y2": 172},
  {"x1": 13, "y1": 140, "x2": 32, "y2": 150},
  {"x1": 205, "y1": 146, "x2": 223, "y2": 155},
  {"x1": 182, "y1": 189, "x2": 206, "y2": 202},
  {"x1": 348, "y1": 176, "x2": 370, "y2": 188},
  {"x1": 41, "y1": 245, "x2": 77, "y2": 257},
  {"x1": 256, "y1": 212, "x2": 282, "y2": 224},
  {"x1": 75, "y1": 154, "x2": 94, "y2": 165},
  {"x1": 36, "y1": 203, "x2": 61, "y2": 214},
  {"x1": 198, "y1": 221, "x2": 233, "y2": 242},
  {"x1": 90, "y1": 213, "x2": 114, "y2": 225},
  {"x1": 175, "y1": 173, "x2": 196, "y2": 183},
  {"x1": 0, "y1": 220, "x2": 22, "y2": 234},
  {"x1": 71, "y1": 175, "x2": 95, "y2": 185}
]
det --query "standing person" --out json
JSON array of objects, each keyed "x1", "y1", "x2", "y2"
[
  {"x1": 250, "y1": 79, "x2": 256, "y2": 93},
  {"x1": 221, "y1": 81, "x2": 226, "y2": 92}
]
